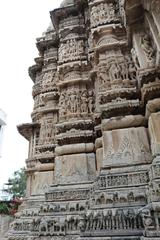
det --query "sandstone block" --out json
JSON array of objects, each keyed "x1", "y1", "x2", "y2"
[{"x1": 102, "y1": 127, "x2": 151, "y2": 168}]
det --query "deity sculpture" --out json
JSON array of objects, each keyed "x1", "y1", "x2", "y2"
[{"x1": 141, "y1": 34, "x2": 155, "y2": 67}]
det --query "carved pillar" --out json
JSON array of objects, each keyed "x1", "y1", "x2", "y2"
[
  {"x1": 89, "y1": 2, "x2": 152, "y2": 235},
  {"x1": 50, "y1": 5, "x2": 96, "y2": 185},
  {"x1": 88, "y1": 0, "x2": 148, "y2": 171},
  {"x1": 18, "y1": 26, "x2": 58, "y2": 197}
]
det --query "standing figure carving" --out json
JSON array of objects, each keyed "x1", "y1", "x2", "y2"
[
  {"x1": 109, "y1": 62, "x2": 121, "y2": 81},
  {"x1": 81, "y1": 90, "x2": 88, "y2": 113},
  {"x1": 141, "y1": 34, "x2": 155, "y2": 67},
  {"x1": 131, "y1": 48, "x2": 140, "y2": 69},
  {"x1": 69, "y1": 89, "x2": 78, "y2": 114}
]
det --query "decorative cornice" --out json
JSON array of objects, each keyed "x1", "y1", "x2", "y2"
[
  {"x1": 28, "y1": 64, "x2": 43, "y2": 83},
  {"x1": 36, "y1": 31, "x2": 58, "y2": 54},
  {"x1": 17, "y1": 123, "x2": 40, "y2": 140}
]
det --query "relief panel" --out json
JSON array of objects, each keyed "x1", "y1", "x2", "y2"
[
  {"x1": 55, "y1": 153, "x2": 96, "y2": 184},
  {"x1": 102, "y1": 127, "x2": 152, "y2": 167}
]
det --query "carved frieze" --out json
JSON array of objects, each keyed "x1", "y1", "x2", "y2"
[
  {"x1": 59, "y1": 16, "x2": 85, "y2": 32},
  {"x1": 96, "y1": 172, "x2": 149, "y2": 189},
  {"x1": 59, "y1": 87, "x2": 95, "y2": 121},
  {"x1": 90, "y1": 2, "x2": 118, "y2": 28},
  {"x1": 45, "y1": 189, "x2": 91, "y2": 202},
  {"x1": 56, "y1": 119, "x2": 94, "y2": 135},
  {"x1": 58, "y1": 37, "x2": 85, "y2": 64},
  {"x1": 97, "y1": 50, "x2": 137, "y2": 87},
  {"x1": 80, "y1": 209, "x2": 144, "y2": 234},
  {"x1": 40, "y1": 201, "x2": 87, "y2": 214},
  {"x1": 93, "y1": 190, "x2": 147, "y2": 207},
  {"x1": 56, "y1": 129, "x2": 94, "y2": 146},
  {"x1": 39, "y1": 117, "x2": 56, "y2": 145},
  {"x1": 9, "y1": 208, "x2": 144, "y2": 236}
]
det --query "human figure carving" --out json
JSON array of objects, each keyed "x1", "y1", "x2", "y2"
[
  {"x1": 120, "y1": 62, "x2": 128, "y2": 80},
  {"x1": 141, "y1": 34, "x2": 155, "y2": 66},
  {"x1": 128, "y1": 61, "x2": 136, "y2": 81},
  {"x1": 131, "y1": 48, "x2": 140, "y2": 69},
  {"x1": 88, "y1": 90, "x2": 94, "y2": 113},
  {"x1": 69, "y1": 89, "x2": 78, "y2": 113},
  {"x1": 81, "y1": 90, "x2": 88, "y2": 113},
  {"x1": 109, "y1": 62, "x2": 121, "y2": 81}
]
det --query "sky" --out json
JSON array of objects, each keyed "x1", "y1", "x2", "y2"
[{"x1": 0, "y1": 0, "x2": 60, "y2": 189}]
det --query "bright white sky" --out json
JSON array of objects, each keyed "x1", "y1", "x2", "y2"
[{"x1": 0, "y1": 0, "x2": 60, "y2": 189}]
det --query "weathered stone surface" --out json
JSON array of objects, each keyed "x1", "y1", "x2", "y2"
[
  {"x1": 103, "y1": 127, "x2": 152, "y2": 168},
  {"x1": 55, "y1": 153, "x2": 96, "y2": 184},
  {"x1": 149, "y1": 112, "x2": 160, "y2": 156},
  {"x1": 102, "y1": 115, "x2": 145, "y2": 131},
  {"x1": 31, "y1": 171, "x2": 54, "y2": 195},
  {"x1": 146, "y1": 98, "x2": 160, "y2": 119}
]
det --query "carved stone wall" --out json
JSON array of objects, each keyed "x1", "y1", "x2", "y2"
[{"x1": 5, "y1": 0, "x2": 160, "y2": 240}]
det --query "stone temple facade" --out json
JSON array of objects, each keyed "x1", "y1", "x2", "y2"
[{"x1": 6, "y1": 0, "x2": 160, "y2": 239}]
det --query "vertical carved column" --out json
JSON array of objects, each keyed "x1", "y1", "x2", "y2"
[
  {"x1": 50, "y1": 5, "x2": 96, "y2": 184},
  {"x1": 18, "y1": 26, "x2": 59, "y2": 197},
  {"x1": 88, "y1": 0, "x2": 148, "y2": 171}
]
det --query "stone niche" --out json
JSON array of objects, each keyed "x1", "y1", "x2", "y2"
[
  {"x1": 149, "y1": 112, "x2": 160, "y2": 156},
  {"x1": 55, "y1": 153, "x2": 96, "y2": 184},
  {"x1": 102, "y1": 127, "x2": 152, "y2": 168}
]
